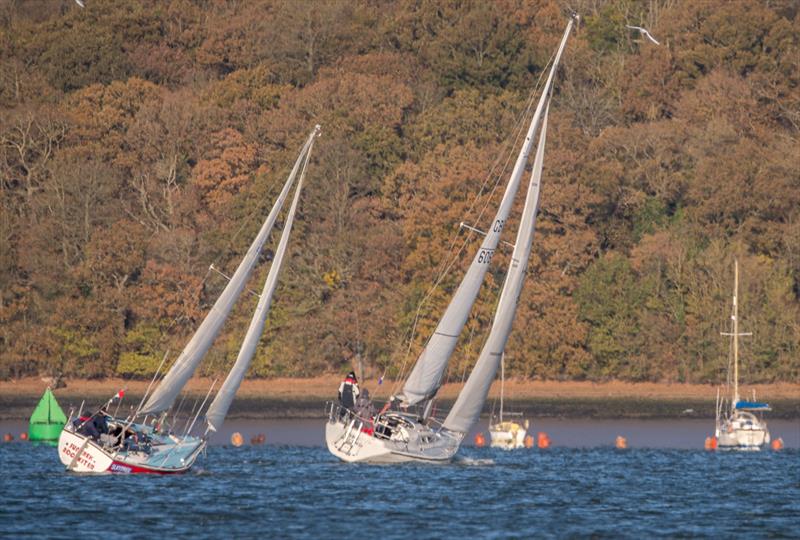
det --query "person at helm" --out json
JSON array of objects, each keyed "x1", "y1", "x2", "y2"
[{"x1": 338, "y1": 371, "x2": 360, "y2": 411}]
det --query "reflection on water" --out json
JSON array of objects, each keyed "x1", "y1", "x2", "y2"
[{"x1": 2, "y1": 417, "x2": 797, "y2": 448}]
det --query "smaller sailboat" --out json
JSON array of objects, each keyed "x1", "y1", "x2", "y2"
[
  {"x1": 57, "y1": 125, "x2": 320, "y2": 473},
  {"x1": 714, "y1": 260, "x2": 771, "y2": 451},
  {"x1": 28, "y1": 388, "x2": 68, "y2": 444},
  {"x1": 488, "y1": 354, "x2": 529, "y2": 450}
]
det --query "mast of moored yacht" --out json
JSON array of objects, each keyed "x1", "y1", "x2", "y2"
[
  {"x1": 733, "y1": 260, "x2": 739, "y2": 404},
  {"x1": 499, "y1": 353, "x2": 505, "y2": 424}
]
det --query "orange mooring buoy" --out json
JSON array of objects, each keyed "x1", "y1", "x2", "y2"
[
  {"x1": 3, "y1": 433, "x2": 13, "y2": 443},
  {"x1": 771, "y1": 437, "x2": 784, "y2": 451},
  {"x1": 19, "y1": 432, "x2": 28, "y2": 441},
  {"x1": 615, "y1": 435, "x2": 628, "y2": 449},
  {"x1": 474, "y1": 432, "x2": 486, "y2": 447},
  {"x1": 250, "y1": 433, "x2": 266, "y2": 445},
  {"x1": 524, "y1": 434, "x2": 534, "y2": 449},
  {"x1": 704, "y1": 436, "x2": 718, "y2": 451},
  {"x1": 537, "y1": 432, "x2": 551, "y2": 449},
  {"x1": 231, "y1": 432, "x2": 244, "y2": 447}
]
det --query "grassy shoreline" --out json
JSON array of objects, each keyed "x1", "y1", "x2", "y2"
[{"x1": 1, "y1": 377, "x2": 797, "y2": 420}]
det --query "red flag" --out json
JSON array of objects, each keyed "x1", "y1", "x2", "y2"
[{"x1": 116, "y1": 389, "x2": 125, "y2": 400}]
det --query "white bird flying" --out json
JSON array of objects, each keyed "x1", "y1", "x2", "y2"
[{"x1": 626, "y1": 25, "x2": 660, "y2": 45}]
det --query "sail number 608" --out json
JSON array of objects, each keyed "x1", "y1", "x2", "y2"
[{"x1": 478, "y1": 249, "x2": 495, "y2": 264}]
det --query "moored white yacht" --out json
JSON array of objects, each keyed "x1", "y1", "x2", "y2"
[
  {"x1": 488, "y1": 355, "x2": 529, "y2": 450},
  {"x1": 714, "y1": 260, "x2": 771, "y2": 451},
  {"x1": 325, "y1": 14, "x2": 578, "y2": 463}
]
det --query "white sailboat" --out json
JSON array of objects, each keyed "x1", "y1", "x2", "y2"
[
  {"x1": 325, "y1": 14, "x2": 577, "y2": 463},
  {"x1": 488, "y1": 354, "x2": 529, "y2": 450},
  {"x1": 714, "y1": 260, "x2": 771, "y2": 451},
  {"x1": 58, "y1": 125, "x2": 320, "y2": 473}
]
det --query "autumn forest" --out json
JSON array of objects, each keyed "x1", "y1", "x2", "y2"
[{"x1": 1, "y1": 0, "x2": 798, "y2": 386}]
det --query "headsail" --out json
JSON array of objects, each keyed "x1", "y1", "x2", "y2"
[
  {"x1": 140, "y1": 126, "x2": 320, "y2": 416},
  {"x1": 443, "y1": 105, "x2": 551, "y2": 434},
  {"x1": 400, "y1": 18, "x2": 575, "y2": 408},
  {"x1": 205, "y1": 128, "x2": 318, "y2": 433}
]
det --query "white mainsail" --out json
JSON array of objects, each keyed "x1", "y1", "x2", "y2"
[
  {"x1": 140, "y1": 126, "x2": 320, "y2": 416},
  {"x1": 400, "y1": 18, "x2": 574, "y2": 408},
  {"x1": 443, "y1": 105, "x2": 550, "y2": 434},
  {"x1": 205, "y1": 129, "x2": 317, "y2": 433}
]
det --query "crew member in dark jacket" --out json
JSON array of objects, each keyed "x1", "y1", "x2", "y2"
[{"x1": 338, "y1": 371, "x2": 360, "y2": 410}]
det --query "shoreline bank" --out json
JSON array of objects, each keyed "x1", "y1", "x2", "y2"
[{"x1": 1, "y1": 377, "x2": 797, "y2": 420}]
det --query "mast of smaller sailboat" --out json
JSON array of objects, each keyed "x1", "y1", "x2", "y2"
[
  {"x1": 399, "y1": 15, "x2": 576, "y2": 415},
  {"x1": 139, "y1": 127, "x2": 320, "y2": 417},
  {"x1": 205, "y1": 126, "x2": 319, "y2": 433},
  {"x1": 499, "y1": 353, "x2": 504, "y2": 424}
]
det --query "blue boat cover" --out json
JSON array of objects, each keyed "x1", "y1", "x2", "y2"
[{"x1": 735, "y1": 401, "x2": 771, "y2": 410}]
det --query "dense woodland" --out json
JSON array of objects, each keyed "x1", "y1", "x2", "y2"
[{"x1": 1, "y1": 0, "x2": 798, "y2": 385}]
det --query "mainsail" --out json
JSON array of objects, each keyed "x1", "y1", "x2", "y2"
[
  {"x1": 205, "y1": 130, "x2": 317, "y2": 432},
  {"x1": 400, "y1": 18, "x2": 575, "y2": 408},
  {"x1": 443, "y1": 105, "x2": 550, "y2": 434},
  {"x1": 140, "y1": 126, "x2": 320, "y2": 416}
]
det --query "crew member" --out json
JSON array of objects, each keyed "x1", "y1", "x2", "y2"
[{"x1": 338, "y1": 371, "x2": 360, "y2": 411}]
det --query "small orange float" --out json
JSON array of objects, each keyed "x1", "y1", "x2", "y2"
[
  {"x1": 615, "y1": 435, "x2": 627, "y2": 449},
  {"x1": 704, "y1": 436, "x2": 718, "y2": 451},
  {"x1": 537, "y1": 432, "x2": 551, "y2": 449},
  {"x1": 250, "y1": 433, "x2": 266, "y2": 445},
  {"x1": 474, "y1": 433, "x2": 486, "y2": 447},
  {"x1": 230, "y1": 432, "x2": 244, "y2": 447},
  {"x1": 3, "y1": 433, "x2": 13, "y2": 443},
  {"x1": 771, "y1": 437, "x2": 784, "y2": 451},
  {"x1": 524, "y1": 435, "x2": 534, "y2": 448}
]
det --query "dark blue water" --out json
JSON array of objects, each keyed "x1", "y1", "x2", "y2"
[{"x1": 1, "y1": 442, "x2": 797, "y2": 538}]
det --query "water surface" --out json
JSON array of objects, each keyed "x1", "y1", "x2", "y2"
[{"x1": 1, "y1": 420, "x2": 798, "y2": 538}]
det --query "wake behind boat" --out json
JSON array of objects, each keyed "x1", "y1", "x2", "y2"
[
  {"x1": 326, "y1": 14, "x2": 577, "y2": 464},
  {"x1": 58, "y1": 126, "x2": 321, "y2": 473}
]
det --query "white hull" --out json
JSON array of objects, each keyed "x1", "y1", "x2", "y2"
[
  {"x1": 58, "y1": 422, "x2": 204, "y2": 474},
  {"x1": 716, "y1": 412, "x2": 770, "y2": 450},
  {"x1": 488, "y1": 421, "x2": 527, "y2": 450},
  {"x1": 325, "y1": 403, "x2": 461, "y2": 464}
]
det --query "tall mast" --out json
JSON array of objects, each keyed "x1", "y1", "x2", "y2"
[
  {"x1": 733, "y1": 259, "x2": 739, "y2": 404},
  {"x1": 400, "y1": 15, "x2": 576, "y2": 411},
  {"x1": 139, "y1": 128, "x2": 319, "y2": 416}
]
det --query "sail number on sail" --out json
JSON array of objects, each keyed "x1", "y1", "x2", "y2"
[{"x1": 478, "y1": 249, "x2": 495, "y2": 264}]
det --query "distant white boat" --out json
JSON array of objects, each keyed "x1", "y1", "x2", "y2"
[
  {"x1": 488, "y1": 354, "x2": 529, "y2": 450},
  {"x1": 714, "y1": 260, "x2": 771, "y2": 451}
]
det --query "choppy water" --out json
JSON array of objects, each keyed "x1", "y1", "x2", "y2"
[{"x1": 1, "y1": 427, "x2": 798, "y2": 538}]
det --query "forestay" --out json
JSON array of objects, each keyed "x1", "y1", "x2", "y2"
[
  {"x1": 443, "y1": 105, "x2": 551, "y2": 434},
  {"x1": 400, "y1": 19, "x2": 574, "y2": 409},
  {"x1": 205, "y1": 128, "x2": 317, "y2": 432},
  {"x1": 140, "y1": 127, "x2": 320, "y2": 416}
]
